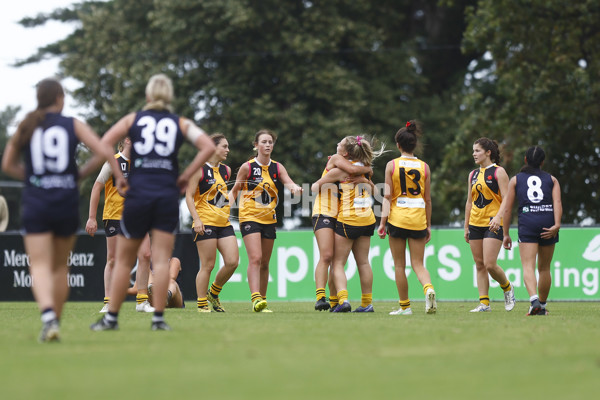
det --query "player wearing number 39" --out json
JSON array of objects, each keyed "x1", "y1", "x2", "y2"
[
  {"x1": 503, "y1": 146, "x2": 562, "y2": 316},
  {"x1": 1, "y1": 78, "x2": 122, "y2": 342},
  {"x1": 90, "y1": 74, "x2": 215, "y2": 331},
  {"x1": 378, "y1": 121, "x2": 436, "y2": 315}
]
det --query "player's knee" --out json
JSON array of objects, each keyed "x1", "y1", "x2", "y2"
[
  {"x1": 224, "y1": 257, "x2": 239, "y2": 270},
  {"x1": 320, "y1": 252, "x2": 334, "y2": 265}
]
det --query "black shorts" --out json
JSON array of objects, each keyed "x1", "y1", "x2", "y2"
[
  {"x1": 193, "y1": 225, "x2": 235, "y2": 241},
  {"x1": 387, "y1": 223, "x2": 428, "y2": 239},
  {"x1": 121, "y1": 192, "x2": 179, "y2": 239},
  {"x1": 468, "y1": 225, "x2": 503, "y2": 241},
  {"x1": 240, "y1": 221, "x2": 276, "y2": 239},
  {"x1": 335, "y1": 222, "x2": 375, "y2": 240},
  {"x1": 104, "y1": 219, "x2": 122, "y2": 237},
  {"x1": 312, "y1": 215, "x2": 337, "y2": 232}
]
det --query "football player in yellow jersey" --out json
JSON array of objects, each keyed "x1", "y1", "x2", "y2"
[
  {"x1": 85, "y1": 138, "x2": 154, "y2": 313},
  {"x1": 377, "y1": 121, "x2": 436, "y2": 315},
  {"x1": 312, "y1": 136, "x2": 385, "y2": 312},
  {"x1": 311, "y1": 142, "x2": 373, "y2": 311},
  {"x1": 229, "y1": 130, "x2": 302, "y2": 312},
  {"x1": 464, "y1": 137, "x2": 515, "y2": 312},
  {"x1": 185, "y1": 134, "x2": 239, "y2": 312}
]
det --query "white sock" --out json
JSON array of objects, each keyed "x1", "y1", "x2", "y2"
[
  {"x1": 41, "y1": 310, "x2": 57, "y2": 323},
  {"x1": 529, "y1": 294, "x2": 539, "y2": 303}
]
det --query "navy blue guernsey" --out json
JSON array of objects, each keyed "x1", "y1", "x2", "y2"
[
  {"x1": 23, "y1": 112, "x2": 79, "y2": 202},
  {"x1": 128, "y1": 110, "x2": 185, "y2": 195},
  {"x1": 515, "y1": 171, "x2": 555, "y2": 228}
]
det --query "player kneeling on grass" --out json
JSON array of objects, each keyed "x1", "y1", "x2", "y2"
[{"x1": 148, "y1": 257, "x2": 185, "y2": 309}]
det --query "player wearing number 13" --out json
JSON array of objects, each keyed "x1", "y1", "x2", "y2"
[
  {"x1": 1, "y1": 78, "x2": 122, "y2": 342},
  {"x1": 91, "y1": 74, "x2": 215, "y2": 331},
  {"x1": 503, "y1": 146, "x2": 562, "y2": 315},
  {"x1": 377, "y1": 121, "x2": 436, "y2": 315}
]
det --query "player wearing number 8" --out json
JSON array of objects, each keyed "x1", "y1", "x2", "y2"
[
  {"x1": 378, "y1": 120, "x2": 436, "y2": 315},
  {"x1": 1, "y1": 78, "x2": 122, "y2": 342},
  {"x1": 90, "y1": 74, "x2": 215, "y2": 331},
  {"x1": 503, "y1": 146, "x2": 562, "y2": 315}
]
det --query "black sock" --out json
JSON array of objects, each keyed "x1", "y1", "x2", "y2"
[{"x1": 152, "y1": 311, "x2": 164, "y2": 323}]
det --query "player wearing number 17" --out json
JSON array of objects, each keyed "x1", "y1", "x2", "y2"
[
  {"x1": 503, "y1": 146, "x2": 562, "y2": 315},
  {"x1": 377, "y1": 121, "x2": 436, "y2": 315},
  {"x1": 90, "y1": 74, "x2": 215, "y2": 331}
]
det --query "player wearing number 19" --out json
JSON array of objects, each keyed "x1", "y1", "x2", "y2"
[
  {"x1": 503, "y1": 146, "x2": 562, "y2": 315},
  {"x1": 90, "y1": 74, "x2": 215, "y2": 331},
  {"x1": 377, "y1": 121, "x2": 436, "y2": 315},
  {"x1": 1, "y1": 78, "x2": 122, "y2": 342}
]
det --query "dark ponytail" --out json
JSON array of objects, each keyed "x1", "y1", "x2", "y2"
[
  {"x1": 13, "y1": 78, "x2": 64, "y2": 150},
  {"x1": 395, "y1": 120, "x2": 421, "y2": 153},
  {"x1": 520, "y1": 146, "x2": 546, "y2": 174}
]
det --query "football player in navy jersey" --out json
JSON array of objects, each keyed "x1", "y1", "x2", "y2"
[
  {"x1": 90, "y1": 74, "x2": 215, "y2": 331},
  {"x1": 1, "y1": 78, "x2": 122, "y2": 342},
  {"x1": 503, "y1": 146, "x2": 562, "y2": 315}
]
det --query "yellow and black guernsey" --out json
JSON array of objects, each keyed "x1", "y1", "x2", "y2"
[
  {"x1": 469, "y1": 164, "x2": 502, "y2": 227},
  {"x1": 388, "y1": 156, "x2": 427, "y2": 230},
  {"x1": 193, "y1": 162, "x2": 231, "y2": 227},
  {"x1": 337, "y1": 161, "x2": 375, "y2": 226},
  {"x1": 102, "y1": 153, "x2": 129, "y2": 221},
  {"x1": 312, "y1": 166, "x2": 339, "y2": 218},
  {"x1": 239, "y1": 158, "x2": 281, "y2": 225}
]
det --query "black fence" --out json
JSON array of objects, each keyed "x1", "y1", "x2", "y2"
[{"x1": 0, "y1": 232, "x2": 201, "y2": 301}]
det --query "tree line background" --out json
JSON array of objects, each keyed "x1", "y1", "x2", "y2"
[{"x1": 1, "y1": 0, "x2": 599, "y2": 230}]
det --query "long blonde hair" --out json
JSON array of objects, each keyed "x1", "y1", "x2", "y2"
[{"x1": 342, "y1": 135, "x2": 387, "y2": 166}]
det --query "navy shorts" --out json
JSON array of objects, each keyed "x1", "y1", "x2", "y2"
[
  {"x1": 104, "y1": 219, "x2": 122, "y2": 237},
  {"x1": 518, "y1": 224, "x2": 559, "y2": 246},
  {"x1": 21, "y1": 192, "x2": 78, "y2": 236},
  {"x1": 387, "y1": 223, "x2": 428, "y2": 239},
  {"x1": 468, "y1": 225, "x2": 503, "y2": 241},
  {"x1": 193, "y1": 225, "x2": 235, "y2": 241},
  {"x1": 335, "y1": 222, "x2": 375, "y2": 240},
  {"x1": 240, "y1": 221, "x2": 276, "y2": 239},
  {"x1": 121, "y1": 192, "x2": 179, "y2": 239},
  {"x1": 312, "y1": 215, "x2": 337, "y2": 232}
]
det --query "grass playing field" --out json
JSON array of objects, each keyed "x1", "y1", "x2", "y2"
[{"x1": 1, "y1": 301, "x2": 599, "y2": 400}]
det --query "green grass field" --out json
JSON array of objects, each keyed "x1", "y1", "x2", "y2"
[{"x1": 1, "y1": 301, "x2": 599, "y2": 400}]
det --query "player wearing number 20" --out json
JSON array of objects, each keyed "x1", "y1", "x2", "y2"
[{"x1": 503, "y1": 146, "x2": 562, "y2": 316}]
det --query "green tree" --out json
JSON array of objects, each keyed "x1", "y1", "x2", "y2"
[
  {"x1": 19, "y1": 0, "x2": 477, "y2": 225},
  {"x1": 0, "y1": 106, "x2": 20, "y2": 180},
  {"x1": 436, "y1": 0, "x2": 600, "y2": 224},
  {"x1": 1, "y1": 106, "x2": 22, "y2": 231}
]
